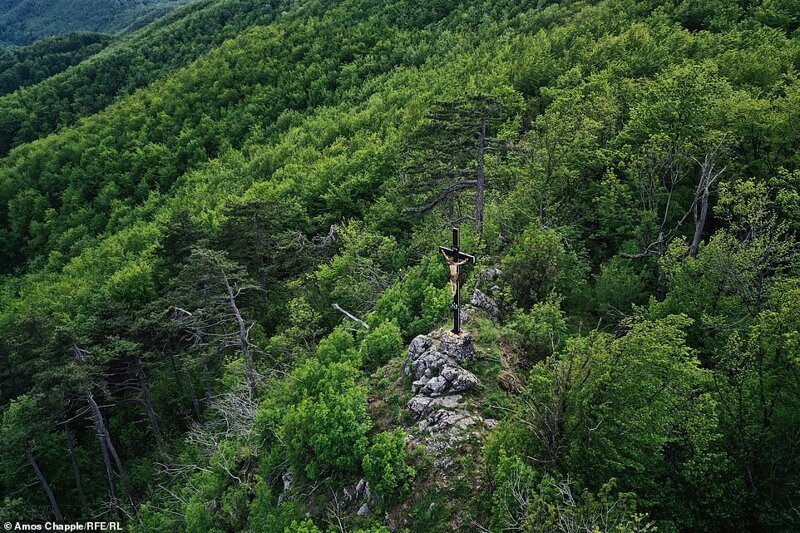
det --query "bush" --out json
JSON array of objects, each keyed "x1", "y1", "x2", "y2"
[
  {"x1": 505, "y1": 299, "x2": 568, "y2": 364},
  {"x1": 594, "y1": 258, "x2": 646, "y2": 316},
  {"x1": 500, "y1": 224, "x2": 590, "y2": 310},
  {"x1": 362, "y1": 428, "x2": 416, "y2": 503},
  {"x1": 316, "y1": 327, "x2": 359, "y2": 365},
  {"x1": 361, "y1": 320, "x2": 404, "y2": 370},
  {"x1": 280, "y1": 365, "x2": 371, "y2": 480}
]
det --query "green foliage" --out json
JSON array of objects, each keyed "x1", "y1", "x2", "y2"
[
  {"x1": 501, "y1": 224, "x2": 587, "y2": 311},
  {"x1": 0, "y1": 33, "x2": 111, "y2": 95},
  {"x1": 316, "y1": 327, "x2": 360, "y2": 366},
  {"x1": 504, "y1": 299, "x2": 567, "y2": 364},
  {"x1": 360, "y1": 320, "x2": 404, "y2": 370},
  {"x1": 362, "y1": 428, "x2": 416, "y2": 503},
  {"x1": 372, "y1": 261, "x2": 450, "y2": 338},
  {"x1": 0, "y1": 0, "x2": 193, "y2": 46},
  {"x1": 0, "y1": 0, "x2": 799, "y2": 529},
  {"x1": 593, "y1": 258, "x2": 647, "y2": 317}
]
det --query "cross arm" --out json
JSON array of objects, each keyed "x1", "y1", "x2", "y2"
[{"x1": 439, "y1": 246, "x2": 476, "y2": 265}]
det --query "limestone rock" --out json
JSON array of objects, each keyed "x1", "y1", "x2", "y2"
[
  {"x1": 471, "y1": 288, "x2": 500, "y2": 321},
  {"x1": 438, "y1": 330, "x2": 475, "y2": 363},
  {"x1": 439, "y1": 364, "x2": 479, "y2": 393},
  {"x1": 479, "y1": 267, "x2": 503, "y2": 284},
  {"x1": 408, "y1": 335, "x2": 434, "y2": 361},
  {"x1": 408, "y1": 350, "x2": 450, "y2": 380},
  {"x1": 407, "y1": 394, "x2": 462, "y2": 416},
  {"x1": 355, "y1": 479, "x2": 370, "y2": 500},
  {"x1": 427, "y1": 409, "x2": 478, "y2": 430},
  {"x1": 357, "y1": 503, "x2": 370, "y2": 516},
  {"x1": 282, "y1": 471, "x2": 293, "y2": 491}
]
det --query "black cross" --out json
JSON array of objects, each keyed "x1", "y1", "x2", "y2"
[{"x1": 440, "y1": 227, "x2": 476, "y2": 334}]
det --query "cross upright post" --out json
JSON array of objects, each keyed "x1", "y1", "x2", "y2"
[{"x1": 439, "y1": 227, "x2": 476, "y2": 334}]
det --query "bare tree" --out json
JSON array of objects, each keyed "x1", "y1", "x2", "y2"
[
  {"x1": 622, "y1": 134, "x2": 730, "y2": 261},
  {"x1": 71, "y1": 344, "x2": 128, "y2": 504},
  {"x1": 170, "y1": 247, "x2": 262, "y2": 399},
  {"x1": 25, "y1": 447, "x2": 63, "y2": 521}
]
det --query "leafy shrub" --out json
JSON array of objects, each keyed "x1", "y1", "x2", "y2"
[
  {"x1": 361, "y1": 320, "x2": 404, "y2": 370},
  {"x1": 362, "y1": 428, "x2": 416, "y2": 503},
  {"x1": 505, "y1": 299, "x2": 568, "y2": 363},
  {"x1": 502, "y1": 224, "x2": 586, "y2": 310},
  {"x1": 593, "y1": 258, "x2": 646, "y2": 316}
]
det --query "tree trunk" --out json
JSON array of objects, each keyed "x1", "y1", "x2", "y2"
[
  {"x1": 167, "y1": 351, "x2": 185, "y2": 399},
  {"x1": 475, "y1": 108, "x2": 488, "y2": 236},
  {"x1": 86, "y1": 391, "x2": 127, "y2": 483},
  {"x1": 690, "y1": 180, "x2": 711, "y2": 257},
  {"x1": 135, "y1": 357, "x2": 165, "y2": 453},
  {"x1": 221, "y1": 270, "x2": 258, "y2": 398},
  {"x1": 184, "y1": 368, "x2": 203, "y2": 422},
  {"x1": 26, "y1": 448, "x2": 63, "y2": 522},
  {"x1": 203, "y1": 362, "x2": 214, "y2": 406},
  {"x1": 98, "y1": 430, "x2": 118, "y2": 504},
  {"x1": 65, "y1": 425, "x2": 88, "y2": 514}
]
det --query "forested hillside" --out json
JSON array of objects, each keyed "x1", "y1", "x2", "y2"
[
  {"x1": 0, "y1": 0, "x2": 195, "y2": 46},
  {"x1": 0, "y1": 33, "x2": 113, "y2": 96},
  {"x1": 0, "y1": 0, "x2": 289, "y2": 156},
  {"x1": 0, "y1": 0, "x2": 798, "y2": 531}
]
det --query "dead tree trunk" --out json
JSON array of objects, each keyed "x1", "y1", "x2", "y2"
[
  {"x1": 690, "y1": 149, "x2": 726, "y2": 257},
  {"x1": 26, "y1": 448, "x2": 63, "y2": 521},
  {"x1": 72, "y1": 344, "x2": 128, "y2": 487},
  {"x1": 65, "y1": 424, "x2": 88, "y2": 514},
  {"x1": 221, "y1": 269, "x2": 258, "y2": 398},
  {"x1": 134, "y1": 357, "x2": 165, "y2": 453},
  {"x1": 86, "y1": 391, "x2": 127, "y2": 484},
  {"x1": 203, "y1": 363, "x2": 214, "y2": 406}
]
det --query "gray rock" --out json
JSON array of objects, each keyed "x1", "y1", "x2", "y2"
[
  {"x1": 407, "y1": 394, "x2": 462, "y2": 417},
  {"x1": 440, "y1": 364, "x2": 479, "y2": 393},
  {"x1": 420, "y1": 375, "x2": 449, "y2": 396},
  {"x1": 407, "y1": 395, "x2": 433, "y2": 416},
  {"x1": 357, "y1": 503, "x2": 370, "y2": 516},
  {"x1": 411, "y1": 377, "x2": 429, "y2": 394},
  {"x1": 427, "y1": 409, "x2": 478, "y2": 429},
  {"x1": 355, "y1": 479, "x2": 370, "y2": 500},
  {"x1": 480, "y1": 268, "x2": 503, "y2": 283},
  {"x1": 471, "y1": 288, "x2": 500, "y2": 321},
  {"x1": 408, "y1": 335, "x2": 434, "y2": 361},
  {"x1": 438, "y1": 330, "x2": 475, "y2": 363},
  {"x1": 282, "y1": 471, "x2": 293, "y2": 491},
  {"x1": 408, "y1": 350, "x2": 450, "y2": 380}
]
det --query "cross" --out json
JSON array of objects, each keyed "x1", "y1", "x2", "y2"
[{"x1": 440, "y1": 227, "x2": 475, "y2": 335}]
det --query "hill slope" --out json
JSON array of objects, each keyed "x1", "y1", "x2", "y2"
[
  {"x1": 0, "y1": 0, "x2": 196, "y2": 46},
  {"x1": 0, "y1": 0, "x2": 289, "y2": 155},
  {"x1": 0, "y1": 0, "x2": 798, "y2": 531},
  {"x1": 0, "y1": 33, "x2": 113, "y2": 96}
]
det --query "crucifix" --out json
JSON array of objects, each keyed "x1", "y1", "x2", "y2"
[{"x1": 440, "y1": 227, "x2": 475, "y2": 335}]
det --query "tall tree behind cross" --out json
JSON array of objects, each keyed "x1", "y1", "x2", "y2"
[
  {"x1": 440, "y1": 227, "x2": 475, "y2": 334},
  {"x1": 405, "y1": 95, "x2": 518, "y2": 236}
]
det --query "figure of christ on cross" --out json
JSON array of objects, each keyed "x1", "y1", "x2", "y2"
[{"x1": 439, "y1": 227, "x2": 475, "y2": 334}]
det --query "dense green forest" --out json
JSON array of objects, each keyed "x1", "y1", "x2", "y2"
[
  {"x1": 0, "y1": 33, "x2": 113, "y2": 96},
  {"x1": 0, "y1": 0, "x2": 798, "y2": 531},
  {"x1": 0, "y1": 0, "x2": 196, "y2": 46},
  {"x1": 0, "y1": 0, "x2": 290, "y2": 156}
]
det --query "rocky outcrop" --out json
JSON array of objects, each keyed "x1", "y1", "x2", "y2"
[
  {"x1": 406, "y1": 331, "x2": 478, "y2": 403},
  {"x1": 404, "y1": 329, "x2": 482, "y2": 436},
  {"x1": 470, "y1": 288, "x2": 499, "y2": 320}
]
